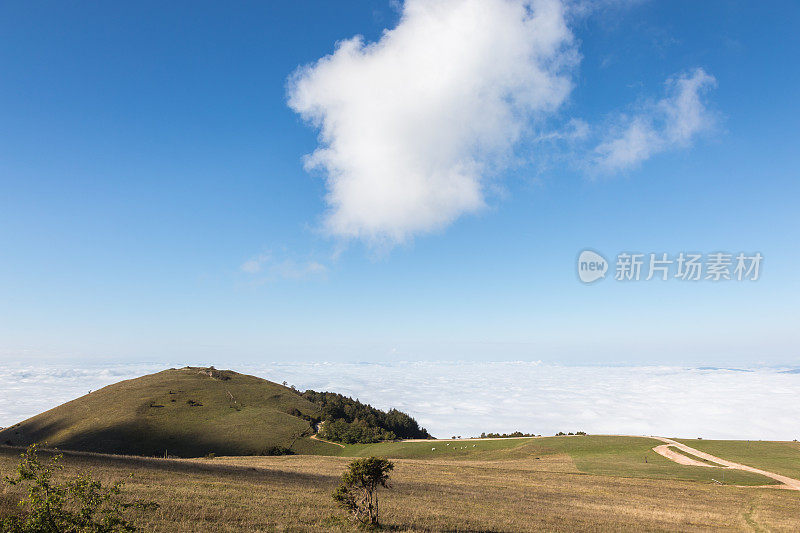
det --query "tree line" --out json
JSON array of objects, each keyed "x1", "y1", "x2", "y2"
[{"x1": 298, "y1": 390, "x2": 432, "y2": 444}]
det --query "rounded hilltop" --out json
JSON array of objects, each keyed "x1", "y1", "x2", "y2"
[{"x1": 0, "y1": 366, "x2": 338, "y2": 457}]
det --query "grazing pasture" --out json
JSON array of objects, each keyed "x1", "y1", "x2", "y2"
[
  {"x1": 3, "y1": 435, "x2": 798, "y2": 532},
  {"x1": 327, "y1": 435, "x2": 777, "y2": 486},
  {"x1": 676, "y1": 439, "x2": 800, "y2": 480}
]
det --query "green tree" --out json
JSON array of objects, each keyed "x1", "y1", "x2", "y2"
[
  {"x1": 2, "y1": 444, "x2": 157, "y2": 532},
  {"x1": 302, "y1": 390, "x2": 431, "y2": 443},
  {"x1": 332, "y1": 457, "x2": 394, "y2": 526}
]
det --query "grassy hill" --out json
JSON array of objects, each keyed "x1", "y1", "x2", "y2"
[{"x1": 0, "y1": 366, "x2": 341, "y2": 457}]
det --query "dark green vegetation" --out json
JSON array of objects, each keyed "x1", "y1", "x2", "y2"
[
  {"x1": 676, "y1": 438, "x2": 800, "y2": 479},
  {"x1": 301, "y1": 390, "x2": 431, "y2": 444},
  {"x1": 332, "y1": 457, "x2": 394, "y2": 526},
  {"x1": 0, "y1": 367, "x2": 341, "y2": 458},
  {"x1": 2, "y1": 444, "x2": 156, "y2": 532},
  {"x1": 480, "y1": 431, "x2": 537, "y2": 438}
]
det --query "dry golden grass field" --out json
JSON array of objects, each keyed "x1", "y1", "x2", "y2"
[{"x1": 2, "y1": 436, "x2": 799, "y2": 532}]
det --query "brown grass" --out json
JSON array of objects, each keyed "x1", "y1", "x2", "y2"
[{"x1": 1, "y1": 446, "x2": 798, "y2": 532}]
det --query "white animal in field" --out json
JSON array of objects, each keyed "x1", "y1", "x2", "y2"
[
  {"x1": 431, "y1": 447, "x2": 436, "y2": 451},
  {"x1": 446, "y1": 443, "x2": 450, "y2": 446},
  {"x1": 473, "y1": 444, "x2": 476, "y2": 447}
]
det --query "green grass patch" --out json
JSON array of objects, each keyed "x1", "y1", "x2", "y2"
[
  {"x1": 512, "y1": 436, "x2": 775, "y2": 485},
  {"x1": 336, "y1": 437, "x2": 532, "y2": 459},
  {"x1": 331, "y1": 435, "x2": 777, "y2": 486},
  {"x1": 666, "y1": 446, "x2": 722, "y2": 466},
  {"x1": 676, "y1": 439, "x2": 800, "y2": 479}
]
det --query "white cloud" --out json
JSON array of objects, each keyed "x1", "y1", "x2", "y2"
[
  {"x1": 288, "y1": 0, "x2": 578, "y2": 245},
  {"x1": 240, "y1": 253, "x2": 327, "y2": 280},
  {"x1": 594, "y1": 68, "x2": 717, "y2": 173},
  {"x1": 240, "y1": 254, "x2": 268, "y2": 274},
  {"x1": 533, "y1": 117, "x2": 590, "y2": 142},
  {"x1": 4, "y1": 362, "x2": 799, "y2": 441}
]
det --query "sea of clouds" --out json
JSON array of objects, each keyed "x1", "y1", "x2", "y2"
[{"x1": 2, "y1": 361, "x2": 798, "y2": 441}]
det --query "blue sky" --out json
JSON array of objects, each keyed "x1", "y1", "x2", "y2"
[{"x1": 1, "y1": 1, "x2": 798, "y2": 366}]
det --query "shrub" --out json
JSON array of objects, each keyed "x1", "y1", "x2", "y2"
[
  {"x1": 260, "y1": 446, "x2": 294, "y2": 456},
  {"x1": 1, "y1": 444, "x2": 157, "y2": 532},
  {"x1": 480, "y1": 431, "x2": 536, "y2": 439},
  {"x1": 332, "y1": 457, "x2": 394, "y2": 526}
]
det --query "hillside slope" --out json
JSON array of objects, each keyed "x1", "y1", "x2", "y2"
[{"x1": 0, "y1": 367, "x2": 340, "y2": 457}]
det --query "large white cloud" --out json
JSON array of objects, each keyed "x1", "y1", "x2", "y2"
[
  {"x1": 288, "y1": 0, "x2": 577, "y2": 244},
  {"x1": 594, "y1": 68, "x2": 717, "y2": 173}
]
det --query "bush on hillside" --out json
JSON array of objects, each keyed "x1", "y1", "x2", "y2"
[
  {"x1": 1, "y1": 444, "x2": 157, "y2": 532},
  {"x1": 259, "y1": 446, "x2": 295, "y2": 456},
  {"x1": 332, "y1": 457, "x2": 394, "y2": 526}
]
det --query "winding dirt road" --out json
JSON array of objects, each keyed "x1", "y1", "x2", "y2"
[
  {"x1": 309, "y1": 433, "x2": 345, "y2": 448},
  {"x1": 653, "y1": 443, "x2": 718, "y2": 468},
  {"x1": 652, "y1": 437, "x2": 800, "y2": 490}
]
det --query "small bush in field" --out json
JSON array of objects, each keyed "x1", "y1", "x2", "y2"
[
  {"x1": 260, "y1": 446, "x2": 294, "y2": 456},
  {"x1": 332, "y1": 457, "x2": 394, "y2": 526},
  {"x1": 1, "y1": 444, "x2": 158, "y2": 532}
]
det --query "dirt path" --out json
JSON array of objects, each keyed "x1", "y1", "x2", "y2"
[
  {"x1": 309, "y1": 433, "x2": 345, "y2": 448},
  {"x1": 652, "y1": 437, "x2": 800, "y2": 490},
  {"x1": 653, "y1": 444, "x2": 719, "y2": 468}
]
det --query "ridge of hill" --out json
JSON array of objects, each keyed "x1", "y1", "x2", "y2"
[{"x1": 0, "y1": 367, "x2": 341, "y2": 457}]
